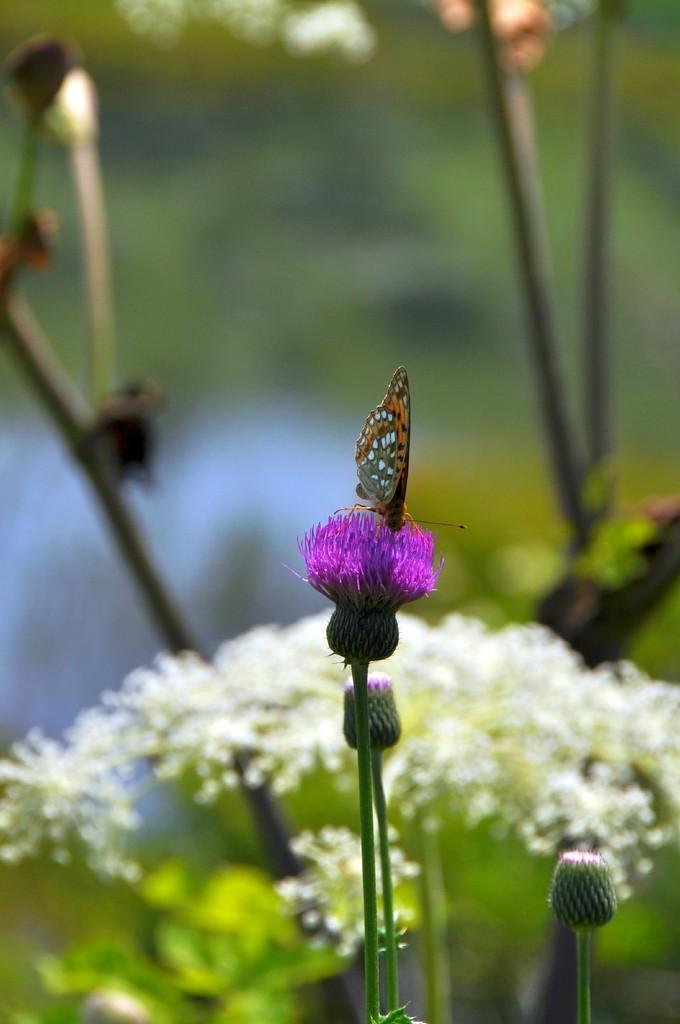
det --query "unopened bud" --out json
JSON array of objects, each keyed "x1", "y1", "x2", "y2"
[
  {"x1": 48, "y1": 67, "x2": 98, "y2": 145},
  {"x1": 6, "y1": 35, "x2": 78, "y2": 121},
  {"x1": 343, "y1": 672, "x2": 401, "y2": 750},
  {"x1": 82, "y1": 990, "x2": 151, "y2": 1024},
  {"x1": 550, "y1": 850, "x2": 617, "y2": 932},
  {"x1": 327, "y1": 606, "x2": 399, "y2": 664}
]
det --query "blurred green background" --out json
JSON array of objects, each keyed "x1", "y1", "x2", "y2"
[{"x1": 2, "y1": 1, "x2": 680, "y2": 1021}]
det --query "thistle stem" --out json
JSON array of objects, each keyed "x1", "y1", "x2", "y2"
[
  {"x1": 70, "y1": 138, "x2": 116, "y2": 403},
  {"x1": 417, "y1": 812, "x2": 451, "y2": 1024},
  {"x1": 372, "y1": 751, "x2": 399, "y2": 1012},
  {"x1": 9, "y1": 120, "x2": 39, "y2": 234},
  {"x1": 576, "y1": 931, "x2": 591, "y2": 1024},
  {"x1": 582, "y1": 0, "x2": 623, "y2": 495},
  {"x1": 351, "y1": 661, "x2": 381, "y2": 1023},
  {"x1": 475, "y1": 0, "x2": 588, "y2": 548}
]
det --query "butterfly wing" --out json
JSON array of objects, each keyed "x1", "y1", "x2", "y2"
[{"x1": 355, "y1": 367, "x2": 410, "y2": 519}]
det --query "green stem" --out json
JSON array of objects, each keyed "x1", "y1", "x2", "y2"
[
  {"x1": 372, "y1": 752, "x2": 399, "y2": 1012},
  {"x1": 70, "y1": 139, "x2": 116, "y2": 403},
  {"x1": 417, "y1": 812, "x2": 451, "y2": 1024},
  {"x1": 576, "y1": 931, "x2": 591, "y2": 1024},
  {"x1": 475, "y1": 0, "x2": 588, "y2": 549},
  {"x1": 351, "y1": 662, "x2": 380, "y2": 1023},
  {"x1": 9, "y1": 120, "x2": 39, "y2": 234},
  {"x1": 582, "y1": 0, "x2": 623, "y2": 493}
]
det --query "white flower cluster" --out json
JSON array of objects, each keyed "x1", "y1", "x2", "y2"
[
  {"x1": 116, "y1": 0, "x2": 376, "y2": 60},
  {"x1": 0, "y1": 729, "x2": 141, "y2": 881},
  {"x1": 277, "y1": 826, "x2": 419, "y2": 956},
  {"x1": 1, "y1": 612, "x2": 679, "y2": 894},
  {"x1": 281, "y1": 3, "x2": 375, "y2": 62}
]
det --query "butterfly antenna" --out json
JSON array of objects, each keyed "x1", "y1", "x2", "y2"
[{"x1": 413, "y1": 519, "x2": 467, "y2": 530}]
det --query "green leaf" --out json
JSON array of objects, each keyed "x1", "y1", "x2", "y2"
[
  {"x1": 141, "y1": 859, "x2": 204, "y2": 911},
  {"x1": 575, "y1": 517, "x2": 658, "y2": 590},
  {"x1": 215, "y1": 990, "x2": 297, "y2": 1024},
  {"x1": 154, "y1": 920, "x2": 238, "y2": 995},
  {"x1": 372, "y1": 1008, "x2": 422, "y2": 1024},
  {"x1": 183, "y1": 866, "x2": 293, "y2": 944}
]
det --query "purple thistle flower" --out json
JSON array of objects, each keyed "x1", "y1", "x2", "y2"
[
  {"x1": 298, "y1": 513, "x2": 443, "y2": 663},
  {"x1": 299, "y1": 513, "x2": 443, "y2": 612}
]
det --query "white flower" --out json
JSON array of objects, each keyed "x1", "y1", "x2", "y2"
[
  {"x1": 0, "y1": 729, "x2": 140, "y2": 880},
  {"x1": 276, "y1": 825, "x2": 418, "y2": 956},
  {"x1": 206, "y1": 0, "x2": 287, "y2": 45},
  {"x1": 281, "y1": 2, "x2": 376, "y2": 61},
  {"x1": 116, "y1": 0, "x2": 191, "y2": 44}
]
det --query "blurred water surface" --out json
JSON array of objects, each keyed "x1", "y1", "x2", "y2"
[{"x1": 0, "y1": 403, "x2": 355, "y2": 737}]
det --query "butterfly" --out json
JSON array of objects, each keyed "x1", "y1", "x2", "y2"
[{"x1": 354, "y1": 366, "x2": 411, "y2": 532}]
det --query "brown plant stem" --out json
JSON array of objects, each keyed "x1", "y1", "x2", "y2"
[
  {"x1": 475, "y1": 0, "x2": 588, "y2": 548},
  {"x1": 539, "y1": 516, "x2": 680, "y2": 667},
  {"x1": 1, "y1": 291, "x2": 195, "y2": 652},
  {"x1": 533, "y1": 921, "x2": 576, "y2": 1024}
]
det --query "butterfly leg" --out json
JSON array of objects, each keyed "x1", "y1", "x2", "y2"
[
  {"x1": 334, "y1": 503, "x2": 375, "y2": 518},
  {"x1": 404, "y1": 508, "x2": 425, "y2": 537},
  {"x1": 334, "y1": 505, "x2": 382, "y2": 534}
]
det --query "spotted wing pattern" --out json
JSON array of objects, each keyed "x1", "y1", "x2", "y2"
[{"x1": 355, "y1": 366, "x2": 410, "y2": 528}]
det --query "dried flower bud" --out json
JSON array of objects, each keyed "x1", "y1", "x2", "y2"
[
  {"x1": 82, "y1": 989, "x2": 151, "y2": 1024},
  {"x1": 437, "y1": 0, "x2": 552, "y2": 70},
  {"x1": 550, "y1": 850, "x2": 617, "y2": 932},
  {"x1": 6, "y1": 35, "x2": 79, "y2": 121},
  {"x1": 85, "y1": 382, "x2": 161, "y2": 482},
  {"x1": 343, "y1": 672, "x2": 402, "y2": 750},
  {"x1": 48, "y1": 67, "x2": 98, "y2": 145}
]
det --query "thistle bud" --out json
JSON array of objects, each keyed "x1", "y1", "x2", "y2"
[
  {"x1": 327, "y1": 605, "x2": 399, "y2": 664},
  {"x1": 343, "y1": 672, "x2": 401, "y2": 750},
  {"x1": 82, "y1": 990, "x2": 151, "y2": 1024},
  {"x1": 550, "y1": 850, "x2": 617, "y2": 932},
  {"x1": 6, "y1": 36, "x2": 78, "y2": 122}
]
